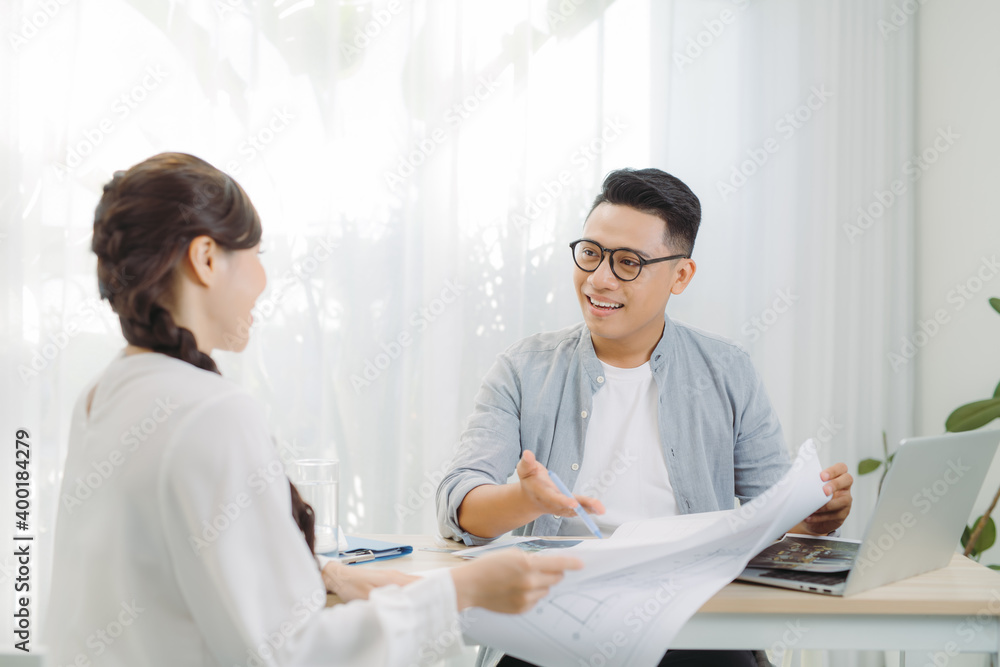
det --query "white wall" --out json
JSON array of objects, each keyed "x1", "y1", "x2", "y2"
[{"x1": 916, "y1": 0, "x2": 1000, "y2": 568}]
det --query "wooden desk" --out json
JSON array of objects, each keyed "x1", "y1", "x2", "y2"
[
  {"x1": 679, "y1": 554, "x2": 1000, "y2": 659},
  {"x1": 335, "y1": 535, "x2": 1000, "y2": 661}
]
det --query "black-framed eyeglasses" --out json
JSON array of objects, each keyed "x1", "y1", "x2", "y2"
[{"x1": 569, "y1": 239, "x2": 688, "y2": 282}]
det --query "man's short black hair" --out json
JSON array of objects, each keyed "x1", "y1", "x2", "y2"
[{"x1": 588, "y1": 168, "x2": 701, "y2": 256}]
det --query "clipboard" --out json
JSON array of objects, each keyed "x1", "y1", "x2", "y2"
[{"x1": 324, "y1": 535, "x2": 413, "y2": 565}]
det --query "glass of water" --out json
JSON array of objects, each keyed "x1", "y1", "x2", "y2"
[{"x1": 289, "y1": 459, "x2": 340, "y2": 554}]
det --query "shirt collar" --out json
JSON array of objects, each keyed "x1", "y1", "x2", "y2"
[
  {"x1": 578, "y1": 314, "x2": 676, "y2": 381},
  {"x1": 650, "y1": 314, "x2": 676, "y2": 372}
]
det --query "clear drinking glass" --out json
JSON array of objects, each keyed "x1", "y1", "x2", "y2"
[{"x1": 289, "y1": 459, "x2": 340, "y2": 554}]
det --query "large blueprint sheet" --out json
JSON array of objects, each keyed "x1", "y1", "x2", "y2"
[{"x1": 462, "y1": 439, "x2": 830, "y2": 666}]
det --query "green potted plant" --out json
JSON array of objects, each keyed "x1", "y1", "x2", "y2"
[{"x1": 858, "y1": 297, "x2": 1000, "y2": 569}]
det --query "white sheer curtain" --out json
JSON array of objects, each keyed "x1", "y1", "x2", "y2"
[{"x1": 1, "y1": 1, "x2": 914, "y2": 664}]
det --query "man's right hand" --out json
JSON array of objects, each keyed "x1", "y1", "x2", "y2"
[
  {"x1": 516, "y1": 450, "x2": 605, "y2": 519},
  {"x1": 456, "y1": 451, "x2": 605, "y2": 539}
]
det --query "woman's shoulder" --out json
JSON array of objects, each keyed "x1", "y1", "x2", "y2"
[
  {"x1": 93, "y1": 352, "x2": 267, "y2": 451},
  {"x1": 109, "y1": 352, "x2": 252, "y2": 405}
]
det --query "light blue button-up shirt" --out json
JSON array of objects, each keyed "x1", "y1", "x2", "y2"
[{"x1": 436, "y1": 315, "x2": 791, "y2": 546}]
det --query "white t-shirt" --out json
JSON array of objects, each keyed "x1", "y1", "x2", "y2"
[
  {"x1": 45, "y1": 352, "x2": 459, "y2": 666},
  {"x1": 558, "y1": 360, "x2": 678, "y2": 537}
]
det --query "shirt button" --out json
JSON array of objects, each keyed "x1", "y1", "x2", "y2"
[
  {"x1": 571, "y1": 463, "x2": 580, "y2": 471},
  {"x1": 597, "y1": 376, "x2": 605, "y2": 383},
  {"x1": 581, "y1": 410, "x2": 588, "y2": 418}
]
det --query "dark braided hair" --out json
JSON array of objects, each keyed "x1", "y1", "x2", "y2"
[
  {"x1": 93, "y1": 152, "x2": 317, "y2": 555},
  {"x1": 289, "y1": 482, "x2": 317, "y2": 554}
]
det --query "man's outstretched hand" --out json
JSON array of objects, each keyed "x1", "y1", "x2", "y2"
[{"x1": 516, "y1": 451, "x2": 605, "y2": 519}]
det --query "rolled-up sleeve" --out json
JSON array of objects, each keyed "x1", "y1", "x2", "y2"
[{"x1": 436, "y1": 354, "x2": 524, "y2": 546}]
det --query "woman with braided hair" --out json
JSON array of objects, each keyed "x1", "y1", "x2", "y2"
[{"x1": 46, "y1": 153, "x2": 581, "y2": 666}]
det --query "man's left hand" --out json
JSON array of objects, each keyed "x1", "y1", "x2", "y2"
[{"x1": 792, "y1": 462, "x2": 853, "y2": 536}]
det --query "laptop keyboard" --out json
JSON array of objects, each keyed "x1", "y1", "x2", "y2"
[{"x1": 763, "y1": 570, "x2": 847, "y2": 586}]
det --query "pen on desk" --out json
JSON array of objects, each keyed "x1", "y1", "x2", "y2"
[
  {"x1": 548, "y1": 472, "x2": 603, "y2": 539},
  {"x1": 340, "y1": 550, "x2": 376, "y2": 564}
]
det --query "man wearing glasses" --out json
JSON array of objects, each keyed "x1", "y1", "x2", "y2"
[{"x1": 436, "y1": 168, "x2": 853, "y2": 667}]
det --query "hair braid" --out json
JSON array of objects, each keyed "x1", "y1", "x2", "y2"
[
  {"x1": 289, "y1": 482, "x2": 316, "y2": 554},
  {"x1": 117, "y1": 304, "x2": 220, "y2": 374}
]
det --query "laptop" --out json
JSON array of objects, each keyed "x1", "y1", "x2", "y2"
[{"x1": 737, "y1": 429, "x2": 1000, "y2": 596}]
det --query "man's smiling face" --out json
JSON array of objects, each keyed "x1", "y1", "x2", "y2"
[{"x1": 573, "y1": 203, "x2": 696, "y2": 362}]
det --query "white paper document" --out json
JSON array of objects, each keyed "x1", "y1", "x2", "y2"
[{"x1": 462, "y1": 439, "x2": 831, "y2": 667}]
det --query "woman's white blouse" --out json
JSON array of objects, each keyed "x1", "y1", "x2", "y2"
[{"x1": 45, "y1": 352, "x2": 460, "y2": 666}]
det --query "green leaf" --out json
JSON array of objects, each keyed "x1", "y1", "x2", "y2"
[
  {"x1": 976, "y1": 516, "x2": 997, "y2": 553},
  {"x1": 994, "y1": 378, "x2": 1000, "y2": 399},
  {"x1": 945, "y1": 397, "x2": 1000, "y2": 432},
  {"x1": 990, "y1": 297, "x2": 1000, "y2": 315},
  {"x1": 858, "y1": 458, "x2": 882, "y2": 475},
  {"x1": 887, "y1": 452, "x2": 896, "y2": 465},
  {"x1": 962, "y1": 530, "x2": 979, "y2": 559},
  {"x1": 989, "y1": 564, "x2": 1000, "y2": 571},
  {"x1": 962, "y1": 516, "x2": 997, "y2": 557}
]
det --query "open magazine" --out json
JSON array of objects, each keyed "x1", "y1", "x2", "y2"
[{"x1": 745, "y1": 534, "x2": 858, "y2": 573}]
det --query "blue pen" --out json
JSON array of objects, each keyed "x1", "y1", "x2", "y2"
[{"x1": 548, "y1": 472, "x2": 603, "y2": 539}]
